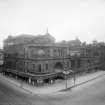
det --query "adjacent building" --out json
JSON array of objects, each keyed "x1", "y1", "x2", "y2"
[{"x1": 0, "y1": 49, "x2": 3, "y2": 72}]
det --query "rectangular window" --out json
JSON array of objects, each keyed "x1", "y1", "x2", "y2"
[
  {"x1": 71, "y1": 60, "x2": 75, "y2": 68},
  {"x1": 67, "y1": 62, "x2": 69, "y2": 67},
  {"x1": 33, "y1": 64, "x2": 35, "y2": 69},
  {"x1": 37, "y1": 64, "x2": 41, "y2": 72}
]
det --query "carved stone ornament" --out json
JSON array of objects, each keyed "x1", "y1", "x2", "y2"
[{"x1": 37, "y1": 49, "x2": 45, "y2": 55}]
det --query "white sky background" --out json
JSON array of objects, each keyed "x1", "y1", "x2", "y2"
[{"x1": 0, "y1": 0, "x2": 105, "y2": 48}]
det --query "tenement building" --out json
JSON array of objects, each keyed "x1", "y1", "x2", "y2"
[
  {"x1": 0, "y1": 49, "x2": 3, "y2": 72},
  {"x1": 3, "y1": 31, "x2": 105, "y2": 85}
]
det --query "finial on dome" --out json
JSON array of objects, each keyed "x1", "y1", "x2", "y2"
[
  {"x1": 46, "y1": 27, "x2": 49, "y2": 34},
  {"x1": 75, "y1": 36, "x2": 78, "y2": 40},
  {"x1": 45, "y1": 27, "x2": 50, "y2": 36}
]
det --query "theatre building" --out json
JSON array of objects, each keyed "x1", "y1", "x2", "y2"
[{"x1": 3, "y1": 32, "x2": 102, "y2": 86}]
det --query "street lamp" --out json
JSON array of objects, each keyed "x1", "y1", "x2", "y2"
[
  {"x1": 69, "y1": 70, "x2": 75, "y2": 86},
  {"x1": 63, "y1": 71, "x2": 69, "y2": 89},
  {"x1": 63, "y1": 70, "x2": 74, "y2": 89},
  {"x1": 73, "y1": 71, "x2": 75, "y2": 86}
]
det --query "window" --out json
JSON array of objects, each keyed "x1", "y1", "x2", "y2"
[
  {"x1": 71, "y1": 60, "x2": 75, "y2": 68},
  {"x1": 78, "y1": 60, "x2": 81, "y2": 67},
  {"x1": 67, "y1": 62, "x2": 69, "y2": 67},
  {"x1": 54, "y1": 49, "x2": 56, "y2": 56},
  {"x1": 58, "y1": 49, "x2": 60, "y2": 56},
  {"x1": 33, "y1": 64, "x2": 35, "y2": 69},
  {"x1": 38, "y1": 64, "x2": 41, "y2": 72},
  {"x1": 46, "y1": 64, "x2": 48, "y2": 70}
]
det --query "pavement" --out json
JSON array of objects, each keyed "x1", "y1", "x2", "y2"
[{"x1": 0, "y1": 70, "x2": 105, "y2": 95}]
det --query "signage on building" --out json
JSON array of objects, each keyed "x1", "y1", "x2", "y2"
[
  {"x1": 63, "y1": 70, "x2": 73, "y2": 74},
  {"x1": 63, "y1": 71, "x2": 70, "y2": 74}
]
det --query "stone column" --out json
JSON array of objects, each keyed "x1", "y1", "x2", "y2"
[
  {"x1": 50, "y1": 79, "x2": 54, "y2": 84},
  {"x1": 32, "y1": 81, "x2": 35, "y2": 86},
  {"x1": 28, "y1": 78, "x2": 31, "y2": 84}
]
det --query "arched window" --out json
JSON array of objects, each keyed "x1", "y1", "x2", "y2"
[{"x1": 38, "y1": 64, "x2": 41, "y2": 72}]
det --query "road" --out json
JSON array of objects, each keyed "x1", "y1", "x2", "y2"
[{"x1": 0, "y1": 74, "x2": 105, "y2": 105}]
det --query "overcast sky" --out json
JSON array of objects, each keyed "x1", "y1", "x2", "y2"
[{"x1": 0, "y1": 0, "x2": 105, "y2": 48}]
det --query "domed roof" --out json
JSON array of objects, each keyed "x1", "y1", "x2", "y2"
[{"x1": 68, "y1": 37, "x2": 81, "y2": 46}]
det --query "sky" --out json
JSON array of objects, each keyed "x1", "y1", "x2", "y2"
[{"x1": 0, "y1": 0, "x2": 105, "y2": 48}]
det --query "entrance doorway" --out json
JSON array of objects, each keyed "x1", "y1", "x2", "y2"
[{"x1": 54, "y1": 62, "x2": 63, "y2": 72}]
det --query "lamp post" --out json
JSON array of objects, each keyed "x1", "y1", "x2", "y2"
[
  {"x1": 63, "y1": 70, "x2": 73, "y2": 89},
  {"x1": 69, "y1": 70, "x2": 75, "y2": 86},
  {"x1": 63, "y1": 71, "x2": 69, "y2": 89},
  {"x1": 73, "y1": 71, "x2": 75, "y2": 86}
]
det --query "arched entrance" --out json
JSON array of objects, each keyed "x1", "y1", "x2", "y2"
[
  {"x1": 54, "y1": 62, "x2": 63, "y2": 72},
  {"x1": 53, "y1": 62, "x2": 64, "y2": 81}
]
